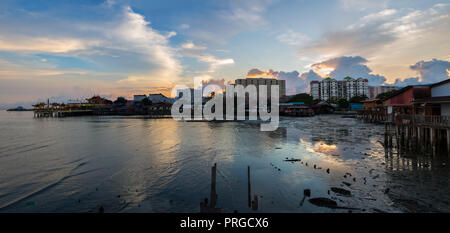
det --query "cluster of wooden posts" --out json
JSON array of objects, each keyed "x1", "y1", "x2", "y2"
[
  {"x1": 357, "y1": 110, "x2": 387, "y2": 123},
  {"x1": 358, "y1": 111, "x2": 450, "y2": 156},
  {"x1": 200, "y1": 164, "x2": 258, "y2": 213},
  {"x1": 34, "y1": 109, "x2": 93, "y2": 118},
  {"x1": 384, "y1": 123, "x2": 450, "y2": 156}
]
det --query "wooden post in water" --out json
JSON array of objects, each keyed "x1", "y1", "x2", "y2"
[
  {"x1": 248, "y1": 166, "x2": 251, "y2": 208},
  {"x1": 389, "y1": 124, "x2": 393, "y2": 148},
  {"x1": 416, "y1": 127, "x2": 422, "y2": 151},
  {"x1": 405, "y1": 126, "x2": 409, "y2": 151},
  {"x1": 210, "y1": 163, "x2": 217, "y2": 208},
  {"x1": 430, "y1": 128, "x2": 435, "y2": 156},
  {"x1": 395, "y1": 125, "x2": 400, "y2": 151},
  {"x1": 447, "y1": 129, "x2": 450, "y2": 157}
]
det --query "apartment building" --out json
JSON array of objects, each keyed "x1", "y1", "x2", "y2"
[
  {"x1": 310, "y1": 77, "x2": 369, "y2": 101},
  {"x1": 234, "y1": 78, "x2": 286, "y2": 97}
]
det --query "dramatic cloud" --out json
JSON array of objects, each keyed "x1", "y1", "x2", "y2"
[
  {"x1": 311, "y1": 56, "x2": 387, "y2": 85},
  {"x1": 392, "y1": 59, "x2": 450, "y2": 86},
  {"x1": 410, "y1": 59, "x2": 450, "y2": 83},
  {"x1": 245, "y1": 57, "x2": 450, "y2": 95},
  {"x1": 0, "y1": 4, "x2": 184, "y2": 104},
  {"x1": 299, "y1": 4, "x2": 450, "y2": 79},
  {"x1": 110, "y1": 6, "x2": 181, "y2": 84}
]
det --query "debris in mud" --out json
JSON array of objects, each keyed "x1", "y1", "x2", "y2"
[
  {"x1": 308, "y1": 197, "x2": 338, "y2": 208},
  {"x1": 300, "y1": 189, "x2": 311, "y2": 206},
  {"x1": 342, "y1": 182, "x2": 352, "y2": 187},
  {"x1": 331, "y1": 187, "x2": 352, "y2": 197},
  {"x1": 372, "y1": 174, "x2": 380, "y2": 179},
  {"x1": 284, "y1": 158, "x2": 301, "y2": 162},
  {"x1": 384, "y1": 188, "x2": 390, "y2": 194},
  {"x1": 26, "y1": 201, "x2": 35, "y2": 206}
]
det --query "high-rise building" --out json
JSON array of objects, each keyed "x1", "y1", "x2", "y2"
[
  {"x1": 310, "y1": 77, "x2": 369, "y2": 101},
  {"x1": 234, "y1": 78, "x2": 286, "y2": 97},
  {"x1": 369, "y1": 86, "x2": 398, "y2": 99}
]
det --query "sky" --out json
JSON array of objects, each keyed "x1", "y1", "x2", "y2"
[{"x1": 0, "y1": 0, "x2": 449, "y2": 107}]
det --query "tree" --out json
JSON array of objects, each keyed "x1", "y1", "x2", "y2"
[
  {"x1": 142, "y1": 97, "x2": 152, "y2": 106},
  {"x1": 337, "y1": 98, "x2": 349, "y2": 109},
  {"x1": 349, "y1": 95, "x2": 368, "y2": 103},
  {"x1": 114, "y1": 96, "x2": 128, "y2": 104},
  {"x1": 288, "y1": 93, "x2": 313, "y2": 105}
]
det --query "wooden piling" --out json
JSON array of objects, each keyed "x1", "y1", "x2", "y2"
[
  {"x1": 248, "y1": 166, "x2": 251, "y2": 208},
  {"x1": 430, "y1": 128, "x2": 435, "y2": 156},
  {"x1": 447, "y1": 129, "x2": 450, "y2": 156},
  {"x1": 210, "y1": 163, "x2": 217, "y2": 208}
]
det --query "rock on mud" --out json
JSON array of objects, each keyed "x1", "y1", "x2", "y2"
[
  {"x1": 308, "y1": 197, "x2": 338, "y2": 208},
  {"x1": 331, "y1": 187, "x2": 352, "y2": 197}
]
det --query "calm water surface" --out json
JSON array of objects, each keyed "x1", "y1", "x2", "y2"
[{"x1": 0, "y1": 110, "x2": 449, "y2": 213}]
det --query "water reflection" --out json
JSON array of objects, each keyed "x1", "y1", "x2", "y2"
[{"x1": 0, "y1": 111, "x2": 449, "y2": 213}]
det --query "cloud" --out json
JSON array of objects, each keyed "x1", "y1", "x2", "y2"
[
  {"x1": 410, "y1": 59, "x2": 450, "y2": 83},
  {"x1": 276, "y1": 30, "x2": 309, "y2": 46},
  {"x1": 0, "y1": 36, "x2": 95, "y2": 53},
  {"x1": 179, "y1": 41, "x2": 234, "y2": 72},
  {"x1": 179, "y1": 24, "x2": 190, "y2": 30},
  {"x1": 340, "y1": 0, "x2": 388, "y2": 11},
  {"x1": 182, "y1": 0, "x2": 274, "y2": 43},
  {"x1": 311, "y1": 56, "x2": 387, "y2": 85},
  {"x1": 245, "y1": 57, "x2": 450, "y2": 95},
  {"x1": 392, "y1": 59, "x2": 450, "y2": 86},
  {"x1": 0, "y1": 4, "x2": 186, "y2": 103},
  {"x1": 113, "y1": 6, "x2": 181, "y2": 83},
  {"x1": 0, "y1": 5, "x2": 183, "y2": 87},
  {"x1": 299, "y1": 4, "x2": 450, "y2": 70}
]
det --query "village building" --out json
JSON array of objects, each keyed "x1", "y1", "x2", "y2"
[
  {"x1": 382, "y1": 85, "x2": 431, "y2": 115},
  {"x1": 149, "y1": 93, "x2": 175, "y2": 104},
  {"x1": 413, "y1": 79, "x2": 450, "y2": 116},
  {"x1": 133, "y1": 95, "x2": 147, "y2": 102}
]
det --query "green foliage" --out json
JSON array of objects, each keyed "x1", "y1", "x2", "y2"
[
  {"x1": 288, "y1": 93, "x2": 313, "y2": 105},
  {"x1": 376, "y1": 90, "x2": 396, "y2": 99},
  {"x1": 337, "y1": 98, "x2": 349, "y2": 109},
  {"x1": 114, "y1": 96, "x2": 128, "y2": 104},
  {"x1": 348, "y1": 95, "x2": 368, "y2": 103},
  {"x1": 326, "y1": 97, "x2": 338, "y2": 104}
]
